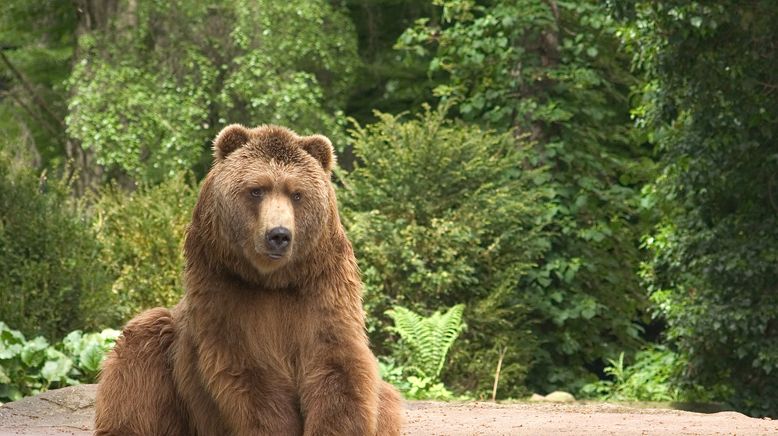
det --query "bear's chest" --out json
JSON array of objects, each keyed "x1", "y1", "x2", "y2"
[{"x1": 236, "y1": 291, "x2": 313, "y2": 376}]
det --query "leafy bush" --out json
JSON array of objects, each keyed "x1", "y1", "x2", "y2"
[
  {"x1": 340, "y1": 107, "x2": 551, "y2": 397},
  {"x1": 395, "y1": 0, "x2": 650, "y2": 392},
  {"x1": 0, "y1": 150, "x2": 195, "y2": 336},
  {"x1": 0, "y1": 152, "x2": 111, "y2": 339},
  {"x1": 379, "y1": 358, "x2": 461, "y2": 401},
  {"x1": 218, "y1": 0, "x2": 357, "y2": 148},
  {"x1": 66, "y1": 0, "x2": 358, "y2": 184},
  {"x1": 67, "y1": 59, "x2": 214, "y2": 183},
  {"x1": 618, "y1": 0, "x2": 778, "y2": 417},
  {"x1": 60, "y1": 329, "x2": 121, "y2": 383},
  {"x1": 0, "y1": 322, "x2": 119, "y2": 402},
  {"x1": 581, "y1": 346, "x2": 681, "y2": 402},
  {"x1": 85, "y1": 172, "x2": 198, "y2": 327}
]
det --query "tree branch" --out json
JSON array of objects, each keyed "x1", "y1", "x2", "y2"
[
  {"x1": 0, "y1": 90, "x2": 61, "y2": 138},
  {"x1": 491, "y1": 346, "x2": 508, "y2": 402},
  {"x1": 0, "y1": 50, "x2": 65, "y2": 130},
  {"x1": 769, "y1": 173, "x2": 778, "y2": 214}
]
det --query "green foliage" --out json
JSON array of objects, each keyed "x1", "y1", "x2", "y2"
[
  {"x1": 386, "y1": 304, "x2": 465, "y2": 380},
  {"x1": 617, "y1": 0, "x2": 778, "y2": 416},
  {"x1": 379, "y1": 358, "x2": 461, "y2": 401},
  {"x1": 340, "y1": 107, "x2": 550, "y2": 397},
  {"x1": 219, "y1": 0, "x2": 358, "y2": 148},
  {"x1": 60, "y1": 329, "x2": 121, "y2": 382},
  {"x1": 65, "y1": 0, "x2": 358, "y2": 183},
  {"x1": 67, "y1": 59, "x2": 214, "y2": 183},
  {"x1": 85, "y1": 172, "x2": 198, "y2": 326},
  {"x1": 1, "y1": 0, "x2": 776, "y2": 415},
  {"x1": 0, "y1": 0, "x2": 76, "y2": 167},
  {"x1": 395, "y1": 0, "x2": 651, "y2": 391},
  {"x1": 0, "y1": 149, "x2": 194, "y2": 337},
  {"x1": 581, "y1": 346, "x2": 681, "y2": 402},
  {"x1": 0, "y1": 152, "x2": 110, "y2": 339},
  {"x1": 342, "y1": 0, "x2": 439, "y2": 125},
  {"x1": 0, "y1": 322, "x2": 119, "y2": 402},
  {"x1": 382, "y1": 304, "x2": 469, "y2": 400}
]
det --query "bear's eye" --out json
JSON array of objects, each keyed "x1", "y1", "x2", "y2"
[
  {"x1": 292, "y1": 192, "x2": 302, "y2": 202},
  {"x1": 250, "y1": 188, "x2": 264, "y2": 199}
]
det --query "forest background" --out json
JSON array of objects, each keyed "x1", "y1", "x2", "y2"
[{"x1": 0, "y1": 0, "x2": 776, "y2": 417}]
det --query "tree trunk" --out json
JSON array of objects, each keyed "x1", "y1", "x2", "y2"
[
  {"x1": 512, "y1": 0, "x2": 560, "y2": 150},
  {"x1": 68, "y1": 0, "x2": 138, "y2": 194}
]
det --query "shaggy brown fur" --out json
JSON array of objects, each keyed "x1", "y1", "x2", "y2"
[{"x1": 94, "y1": 124, "x2": 403, "y2": 436}]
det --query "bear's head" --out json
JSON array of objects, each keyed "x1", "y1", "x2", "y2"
[{"x1": 186, "y1": 124, "x2": 338, "y2": 284}]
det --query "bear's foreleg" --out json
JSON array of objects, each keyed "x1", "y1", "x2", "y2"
[
  {"x1": 94, "y1": 308, "x2": 189, "y2": 436},
  {"x1": 299, "y1": 339, "x2": 384, "y2": 436},
  {"x1": 171, "y1": 331, "x2": 233, "y2": 435},
  {"x1": 377, "y1": 380, "x2": 403, "y2": 435}
]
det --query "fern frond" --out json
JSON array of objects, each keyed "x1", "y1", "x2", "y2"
[{"x1": 386, "y1": 304, "x2": 465, "y2": 381}]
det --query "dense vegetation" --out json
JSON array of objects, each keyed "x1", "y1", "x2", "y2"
[
  {"x1": 341, "y1": 109, "x2": 550, "y2": 397},
  {"x1": 0, "y1": 0, "x2": 775, "y2": 416},
  {"x1": 396, "y1": 0, "x2": 650, "y2": 392},
  {"x1": 615, "y1": 0, "x2": 778, "y2": 416}
]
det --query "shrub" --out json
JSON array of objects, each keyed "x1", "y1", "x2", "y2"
[
  {"x1": 379, "y1": 358, "x2": 462, "y2": 401},
  {"x1": 0, "y1": 322, "x2": 119, "y2": 402},
  {"x1": 397, "y1": 0, "x2": 651, "y2": 393},
  {"x1": 0, "y1": 149, "x2": 196, "y2": 336},
  {"x1": 580, "y1": 346, "x2": 681, "y2": 402},
  {"x1": 619, "y1": 1, "x2": 778, "y2": 417},
  {"x1": 66, "y1": 0, "x2": 358, "y2": 184},
  {"x1": 85, "y1": 172, "x2": 198, "y2": 327},
  {"x1": 0, "y1": 152, "x2": 111, "y2": 339},
  {"x1": 340, "y1": 107, "x2": 552, "y2": 397}
]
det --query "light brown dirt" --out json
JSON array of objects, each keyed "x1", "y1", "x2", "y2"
[
  {"x1": 0, "y1": 385, "x2": 776, "y2": 435},
  {"x1": 403, "y1": 401, "x2": 777, "y2": 435}
]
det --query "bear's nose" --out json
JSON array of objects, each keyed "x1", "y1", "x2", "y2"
[{"x1": 266, "y1": 226, "x2": 292, "y2": 252}]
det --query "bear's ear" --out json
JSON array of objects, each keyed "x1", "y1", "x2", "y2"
[
  {"x1": 299, "y1": 134, "x2": 335, "y2": 172},
  {"x1": 213, "y1": 124, "x2": 250, "y2": 161}
]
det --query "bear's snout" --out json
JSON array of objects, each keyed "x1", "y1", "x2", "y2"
[{"x1": 266, "y1": 226, "x2": 292, "y2": 255}]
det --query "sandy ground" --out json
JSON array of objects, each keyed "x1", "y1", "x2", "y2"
[
  {"x1": 403, "y1": 401, "x2": 777, "y2": 435},
  {"x1": 0, "y1": 385, "x2": 776, "y2": 435}
]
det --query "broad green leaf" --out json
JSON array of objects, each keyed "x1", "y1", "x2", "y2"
[{"x1": 40, "y1": 356, "x2": 73, "y2": 384}]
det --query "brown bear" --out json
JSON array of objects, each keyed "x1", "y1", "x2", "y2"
[{"x1": 94, "y1": 124, "x2": 403, "y2": 435}]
